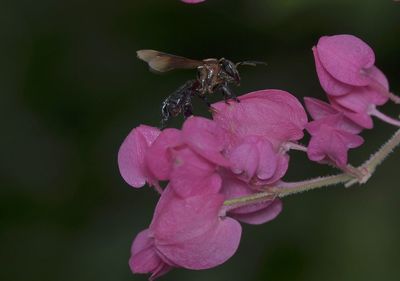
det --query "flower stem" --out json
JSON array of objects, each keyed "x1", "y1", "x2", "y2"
[
  {"x1": 370, "y1": 107, "x2": 400, "y2": 127},
  {"x1": 223, "y1": 174, "x2": 352, "y2": 208},
  {"x1": 283, "y1": 142, "x2": 308, "y2": 152},
  {"x1": 388, "y1": 91, "x2": 400, "y2": 104},
  {"x1": 346, "y1": 127, "x2": 400, "y2": 187},
  {"x1": 223, "y1": 128, "x2": 400, "y2": 209}
]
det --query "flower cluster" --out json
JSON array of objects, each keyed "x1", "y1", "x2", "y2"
[
  {"x1": 306, "y1": 34, "x2": 398, "y2": 168},
  {"x1": 118, "y1": 34, "x2": 400, "y2": 280},
  {"x1": 119, "y1": 90, "x2": 307, "y2": 279}
]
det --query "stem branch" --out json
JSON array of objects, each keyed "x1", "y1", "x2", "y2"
[
  {"x1": 223, "y1": 128, "x2": 400, "y2": 209},
  {"x1": 370, "y1": 108, "x2": 400, "y2": 127}
]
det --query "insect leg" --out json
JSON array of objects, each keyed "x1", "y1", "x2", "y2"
[
  {"x1": 183, "y1": 94, "x2": 193, "y2": 119},
  {"x1": 219, "y1": 83, "x2": 240, "y2": 103},
  {"x1": 159, "y1": 80, "x2": 197, "y2": 128},
  {"x1": 160, "y1": 97, "x2": 172, "y2": 129}
]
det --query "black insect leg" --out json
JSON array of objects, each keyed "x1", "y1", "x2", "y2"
[
  {"x1": 183, "y1": 95, "x2": 193, "y2": 119},
  {"x1": 219, "y1": 83, "x2": 240, "y2": 103},
  {"x1": 159, "y1": 80, "x2": 198, "y2": 128},
  {"x1": 160, "y1": 99, "x2": 171, "y2": 129}
]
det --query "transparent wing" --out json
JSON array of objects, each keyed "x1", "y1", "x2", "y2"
[{"x1": 137, "y1": 50, "x2": 203, "y2": 73}]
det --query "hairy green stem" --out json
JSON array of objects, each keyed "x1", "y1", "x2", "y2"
[{"x1": 223, "y1": 128, "x2": 400, "y2": 209}]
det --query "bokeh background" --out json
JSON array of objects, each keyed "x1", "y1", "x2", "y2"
[{"x1": 1, "y1": 0, "x2": 400, "y2": 281}]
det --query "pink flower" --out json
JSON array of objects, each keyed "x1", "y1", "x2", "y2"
[
  {"x1": 120, "y1": 31, "x2": 399, "y2": 280},
  {"x1": 304, "y1": 98, "x2": 364, "y2": 168},
  {"x1": 144, "y1": 117, "x2": 229, "y2": 197},
  {"x1": 313, "y1": 34, "x2": 392, "y2": 128},
  {"x1": 212, "y1": 90, "x2": 307, "y2": 185},
  {"x1": 118, "y1": 117, "x2": 229, "y2": 197},
  {"x1": 122, "y1": 89, "x2": 311, "y2": 279},
  {"x1": 118, "y1": 125, "x2": 161, "y2": 188},
  {"x1": 314, "y1": 34, "x2": 375, "y2": 93},
  {"x1": 208, "y1": 90, "x2": 306, "y2": 223},
  {"x1": 129, "y1": 186, "x2": 242, "y2": 279}
]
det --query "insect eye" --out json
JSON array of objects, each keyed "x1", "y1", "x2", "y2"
[{"x1": 221, "y1": 60, "x2": 236, "y2": 77}]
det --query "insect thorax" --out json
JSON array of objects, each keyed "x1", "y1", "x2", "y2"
[{"x1": 196, "y1": 59, "x2": 224, "y2": 95}]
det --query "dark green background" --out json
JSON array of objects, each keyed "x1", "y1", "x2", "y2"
[{"x1": 1, "y1": 0, "x2": 400, "y2": 281}]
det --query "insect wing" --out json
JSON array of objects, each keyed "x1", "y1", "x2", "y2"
[{"x1": 137, "y1": 50, "x2": 203, "y2": 73}]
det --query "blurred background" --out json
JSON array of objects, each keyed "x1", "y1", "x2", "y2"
[{"x1": 1, "y1": 0, "x2": 400, "y2": 280}]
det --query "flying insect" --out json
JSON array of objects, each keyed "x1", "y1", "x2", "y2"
[{"x1": 137, "y1": 49, "x2": 266, "y2": 127}]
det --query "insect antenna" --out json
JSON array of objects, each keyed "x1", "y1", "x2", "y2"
[{"x1": 236, "y1": 61, "x2": 268, "y2": 67}]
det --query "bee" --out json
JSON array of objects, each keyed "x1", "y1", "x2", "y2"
[{"x1": 137, "y1": 50, "x2": 266, "y2": 127}]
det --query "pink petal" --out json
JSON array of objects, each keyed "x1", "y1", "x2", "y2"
[
  {"x1": 338, "y1": 130, "x2": 364, "y2": 149},
  {"x1": 182, "y1": 117, "x2": 230, "y2": 167},
  {"x1": 330, "y1": 101, "x2": 374, "y2": 129},
  {"x1": 129, "y1": 229, "x2": 170, "y2": 277},
  {"x1": 145, "y1": 129, "x2": 183, "y2": 180},
  {"x1": 157, "y1": 216, "x2": 241, "y2": 270},
  {"x1": 330, "y1": 87, "x2": 383, "y2": 113},
  {"x1": 329, "y1": 67, "x2": 389, "y2": 114},
  {"x1": 307, "y1": 128, "x2": 348, "y2": 167},
  {"x1": 367, "y1": 66, "x2": 389, "y2": 90},
  {"x1": 131, "y1": 229, "x2": 153, "y2": 255},
  {"x1": 304, "y1": 97, "x2": 338, "y2": 120},
  {"x1": 317, "y1": 34, "x2": 375, "y2": 86},
  {"x1": 333, "y1": 115, "x2": 363, "y2": 134},
  {"x1": 151, "y1": 187, "x2": 224, "y2": 244},
  {"x1": 305, "y1": 99, "x2": 363, "y2": 134},
  {"x1": 228, "y1": 140, "x2": 260, "y2": 180},
  {"x1": 118, "y1": 125, "x2": 161, "y2": 188},
  {"x1": 170, "y1": 147, "x2": 222, "y2": 197},
  {"x1": 306, "y1": 124, "x2": 364, "y2": 168},
  {"x1": 256, "y1": 139, "x2": 278, "y2": 180},
  {"x1": 224, "y1": 136, "x2": 285, "y2": 185},
  {"x1": 256, "y1": 153, "x2": 289, "y2": 185},
  {"x1": 343, "y1": 111, "x2": 373, "y2": 129},
  {"x1": 312, "y1": 47, "x2": 353, "y2": 96},
  {"x1": 212, "y1": 90, "x2": 307, "y2": 148},
  {"x1": 230, "y1": 199, "x2": 283, "y2": 225},
  {"x1": 149, "y1": 263, "x2": 172, "y2": 281},
  {"x1": 151, "y1": 187, "x2": 242, "y2": 270},
  {"x1": 220, "y1": 170, "x2": 257, "y2": 199}
]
